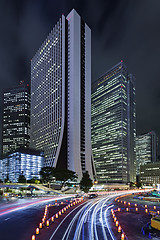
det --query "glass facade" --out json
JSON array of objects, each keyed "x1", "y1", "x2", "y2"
[
  {"x1": 31, "y1": 17, "x2": 64, "y2": 167},
  {"x1": 136, "y1": 131, "x2": 157, "y2": 175},
  {"x1": 91, "y1": 61, "x2": 136, "y2": 183},
  {"x1": 2, "y1": 82, "x2": 30, "y2": 155},
  {"x1": 30, "y1": 9, "x2": 93, "y2": 180},
  {"x1": 140, "y1": 162, "x2": 160, "y2": 185},
  {"x1": 0, "y1": 149, "x2": 44, "y2": 182}
]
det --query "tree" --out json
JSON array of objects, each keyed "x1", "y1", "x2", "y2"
[
  {"x1": 80, "y1": 171, "x2": 93, "y2": 193},
  {"x1": 53, "y1": 168, "x2": 78, "y2": 187},
  {"x1": 28, "y1": 177, "x2": 40, "y2": 184},
  {"x1": 136, "y1": 181, "x2": 142, "y2": 188},
  {"x1": 18, "y1": 174, "x2": 26, "y2": 183},
  {"x1": 4, "y1": 175, "x2": 10, "y2": 183},
  {"x1": 39, "y1": 167, "x2": 54, "y2": 183}
]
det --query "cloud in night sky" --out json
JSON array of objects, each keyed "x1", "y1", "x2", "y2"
[{"x1": 1, "y1": 0, "x2": 160, "y2": 152}]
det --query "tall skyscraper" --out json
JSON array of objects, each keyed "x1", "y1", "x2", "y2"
[
  {"x1": 91, "y1": 61, "x2": 136, "y2": 183},
  {"x1": 2, "y1": 81, "x2": 30, "y2": 155},
  {"x1": 30, "y1": 9, "x2": 93, "y2": 180},
  {"x1": 136, "y1": 131, "x2": 157, "y2": 175}
]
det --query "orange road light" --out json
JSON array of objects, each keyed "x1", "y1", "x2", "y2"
[
  {"x1": 136, "y1": 208, "x2": 138, "y2": 211},
  {"x1": 36, "y1": 228, "x2": 39, "y2": 235},
  {"x1": 32, "y1": 235, "x2": 35, "y2": 240},
  {"x1": 39, "y1": 223, "x2": 42, "y2": 229},
  {"x1": 46, "y1": 220, "x2": 49, "y2": 226},
  {"x1": 118, "y1": 208, "x2": 121, "y2": 212},
  {"x1": 126, "y1": 208, "x2": 129, "y2": 212},
  {"x1": 145, "y1": 205, "x2": 147, "y2": 208},
  {"x1": 154, "y1": 206, "x2": 156, "y2": 210},
  {"x1": 121, "y1": 233, "x2": 125, "y2": 240},
  {"x1": 51, "y1": 216, "x2": 54, "y2": 222},
  {"x1": 118, "y1": 226, "x2": 121, "y2": 233},
  {"x1": 145, "y1": 209, "x2": 148, "y2": 213},
  {"x1": 116, "y1": 221, "x2": 119, "y2": 227}
]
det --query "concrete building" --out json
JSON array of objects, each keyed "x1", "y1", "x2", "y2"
[
  {"x1": 0, "y1": 148, "x2": 44, "y2": 182},
  {"x1": 91, "y1": 61, "x2": 136, "y2": 183},
  {"x1": 136, "y1": 131, "x2": 157, "y2": 175},
  {"x1": 140, "y1": 162, "x2": 160, "y2": 185},
  {"x1": 30, "y1": 9, "x2": 93, "y2": 180},
  {"x1": 2, "y1": 81, "x2": 30, "y2": 155}
]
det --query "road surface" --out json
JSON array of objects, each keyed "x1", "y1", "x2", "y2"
[
  {"x1": 0, "y1": 195, "x2": 74, "y2": 240},
  {"x1": 36, "y1": 194, "x2": 123, "y2": 240}
]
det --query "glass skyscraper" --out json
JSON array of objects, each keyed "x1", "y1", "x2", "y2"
[
  {"x1": 2, "y1": 81, "x2": 30, "y2": 155},
  {"x1": 91, "y1": 61, "x2": 136, "y2": 183},
  {"x1": 30, "y1": 9, "x2": 93, "y2": 180},
  {"x1": 136, "y1": 131, "x2": 157, "y2": 175}
]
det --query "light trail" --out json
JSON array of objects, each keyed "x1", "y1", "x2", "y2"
[
  {"x1": 71, "y1": 194, "x2": 122, "y2": 240},
  {"x1": 63, "y1": 195, "x2": 117, "y2": 240},
  {"x1": 62, "y1": 202, "x2": 91, "y2": 240},
  {"x1": 49, "y1": 202, "x2": 88, "y2": 240},
  {"x1": 74, "y1": 200, "x2": 99, "y2": 240},
  {"x1": 48, "y1": 191, "x2": 141, "y2": 240},
  {"x1": 91, "y1": 198, "x2": 103, "y2": 240},
  {"x1": 99, "y1": 197, "x2": 110, "y2": 240},
  {"x1": 104, "y1": 205, "x2": 116, "y2": 240},
  {"x1": 0, "y1": 195, "x2": 73, "y2": 217}
]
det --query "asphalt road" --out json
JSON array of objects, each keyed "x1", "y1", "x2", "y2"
[
  {"x1": 36, "y1": 194, "x2": 123, "y2": 240},
  {"x1": 0, "y1": 195, "x2": 74, "y2": 240},
  {"x1": 0, "y1": 191, "x2": 141, "y2": 240}
]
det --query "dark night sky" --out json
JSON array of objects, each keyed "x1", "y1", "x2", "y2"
[{"x1": 1, "y1": 0, "x2": 160, "y2": 152}]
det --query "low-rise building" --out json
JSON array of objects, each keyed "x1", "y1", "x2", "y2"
[
  {"x1": 140, "y1": 162, "x2": 160, "y2": 185},
  {"x1": 0, "y1": 148, "x2": 44, "y2": 182}
]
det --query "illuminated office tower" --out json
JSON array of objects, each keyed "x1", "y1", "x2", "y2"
[
  {"x1": 91, "y1": 61, "x2": 136, "y2": 183},
  {"x1": 30, "y1": 9, "x2": 93, "y2": 180},
  {"x1": 2, "y1": 82, "x2": 30, "y2": 155},
  {"x1": 136, "y1": 131, "x2": 157, "y2": 175}
]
